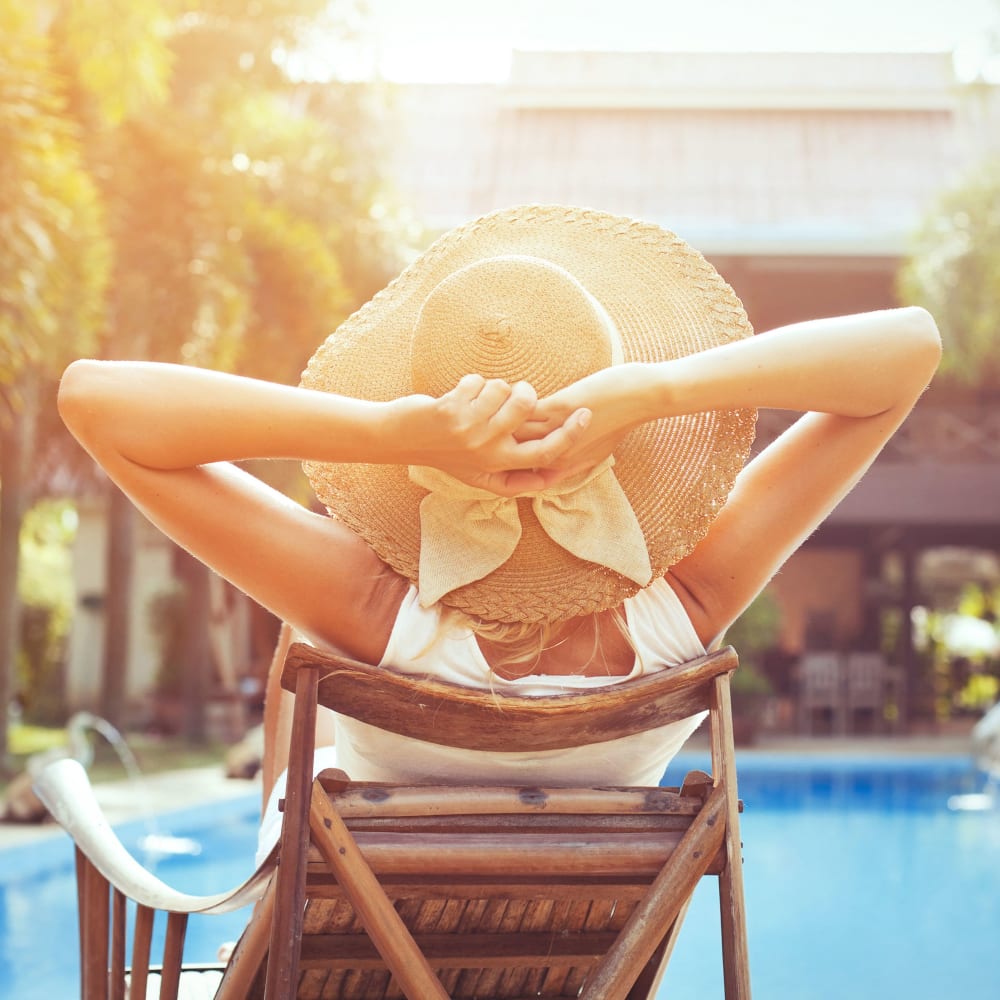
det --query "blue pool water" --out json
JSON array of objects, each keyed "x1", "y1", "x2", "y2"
[{"x1": 1, "y1": 753, "x2": 997, "y2": 1000}]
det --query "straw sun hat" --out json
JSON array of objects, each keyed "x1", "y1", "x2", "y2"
[{"x1": 301, "y1": 204, "x2": 756, "y2": 626}]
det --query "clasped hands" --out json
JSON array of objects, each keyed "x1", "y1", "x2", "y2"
[{"x1": 400, "y1": 367, "x2": 648, "y2": 497}]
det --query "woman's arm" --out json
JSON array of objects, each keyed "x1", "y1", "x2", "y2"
[
  {"x1": 531, "y1": 307, "x2": 942, "y2": 643},
  {"x1": 58, "y1": 361, "x2": 588, "y2": 492},
  {"x1": 528, "y1": 307, "x2": 941, "y2": 470},
  {"x1": 57, "y1": 361, "x2": 588, "y2": 658}
]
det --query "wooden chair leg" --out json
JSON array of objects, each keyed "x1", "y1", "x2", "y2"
[
  {"x1": 216, "y1": 876, "x2": 277, "y2": 999},
  {"x1": 265, "y1": 663, "x2": 319, "y2": 1000},
  {"x1": 578, "y1": 781, "x2": 726, "y2": 1000},
  {"x1": 711, "y1": 673, "x2": 752, "y2": 1000},
  {"x1": 719, "y1": 807, "x2": 751, "y2": 1000},
  {"x1": 626, "y1": 895, "x2": 693, "y2": 999},
  {"x1": 309, "y1": 783, "x2": 450, "y2": 1000}
]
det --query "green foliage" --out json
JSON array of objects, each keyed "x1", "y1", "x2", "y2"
[
  {"x1": 101, "y1": 116, "x2": 253, "y2": 364},
  {"x1": 148, "y1": 586, "x2": 188, "y2": 698},
  {"x1": 723, "y1": 589, "x2": 783, "y2": 671},
  {"x1": 16, "y1": 500, "x2": 78, "y2": 724},
  {"x1": 0, "y1": 5, "x2": 111, "y2": 387},
  {"x1": 18, "y1": 499, "x2": 77, "y2": 612},
  {"x1": 957, "y1": 673, "x2": 999, "y2": 712},
  {"x1": 56, "y1": 0, "x2": 173, "y2": 125},
  {"x1": 17, "y1": 606, "x2": 66, "y2": 725},
  {"x1": 0, "y1": 0, "x2": 394, "y2": 749},
  {"x1": 899, "y1": 159, "x2": 1000, "y2": 394},
  {"x1": 1, "y1": 0, "x2": 388, "y2": 388},
  {"x1": 723, "y1": 590, "x2": 782, "y2": 715}
]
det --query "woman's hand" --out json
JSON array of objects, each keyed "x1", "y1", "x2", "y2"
[
  {"x1": 393, "y1": 374, "x2": 593, "y2": 496},
  {"x1": 515, "y1": 362, "x2": 660, "y2": 479}
]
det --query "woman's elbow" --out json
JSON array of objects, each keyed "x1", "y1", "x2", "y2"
[
  {"x1": 899, "y1": 305, "x2": 943, "y2": 379},
  {"x1": 57, "y1": 359, "x2": 106, "y2": 438}
]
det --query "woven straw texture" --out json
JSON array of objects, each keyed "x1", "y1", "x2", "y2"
[{"x1": 301, "y1": 204, "x2": 756, "y2": 624}]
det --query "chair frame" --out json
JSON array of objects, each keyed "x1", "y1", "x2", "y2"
[{"x1": 256, "y1": 642, "x2": 750, "y2": 999}]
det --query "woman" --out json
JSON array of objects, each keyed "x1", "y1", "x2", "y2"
[{"x1": 58, "y1": 205, "x2": 941, "y2": 854}]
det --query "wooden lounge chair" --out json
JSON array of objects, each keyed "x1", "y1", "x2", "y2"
[{"x1": 36, "y1": 642, "x2": 751, "y2": 999}]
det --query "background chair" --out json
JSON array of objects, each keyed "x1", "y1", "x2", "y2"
[
  {"x1": 844, "y1": 651, "x2": 887, "y2": 735},
  {"x1": 798, "y1": 651, "x2": 845, "y2": 735},
  {"x1": 37, "y1": 643, "x2": 752, "y2": 999}
]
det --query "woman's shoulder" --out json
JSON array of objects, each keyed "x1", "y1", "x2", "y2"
[{"x1": 302, "y1": 527, "x2": 413, "y2": 663}]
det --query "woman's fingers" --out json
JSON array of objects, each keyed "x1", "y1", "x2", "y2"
[
  {"x1": 487, "y1": 380, "x2": 537, "y2": 436},
  {"x1": 512, "y1": 407, "x2": 592, "y2": 469},
  {"x1": 430, "y1": 377, "x2": 598, "y2": 491},
  {"x1": 450, "y1": 372, "x2": 488, "y2": 403},
  {"x1": 468, "y1": 377, "x2": 513, "y2": 418}
]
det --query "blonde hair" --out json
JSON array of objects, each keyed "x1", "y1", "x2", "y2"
[
  {"x1": 460, "y1": 607, "x2": 641, "y2": 679},
  {"x1": 371, "y1": 559, "x2": 642, "y2": 678}
]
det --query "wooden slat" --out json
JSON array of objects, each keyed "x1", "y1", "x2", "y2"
[
  {"x1": 109, "y1": 889, "x2": 127, "y2": 1000},
  {"x1": 159, "y1": 912, "x2": 188, "y2": 1000},
  {"x1": 626, "y1": 896, "x2": 693, "y2": 1000},
  {"x1": 75, "y1": 850, "x2": 88, "y2": 1000},
  {"x1": 282, "y1": 643, "x2": 738, "y2": 751},
  {"x1": 328, "y1": 829, "x2": 725, "y2": 878},
  {"x1": 81, "y1": 856, "x2": 109, "y2": 1000},
  {"x1": 543, "y1": 899, "x2": 611, "y2": 997},
  {"x1": 323, "y1": 781, "x2": 703, "y2": 819},
  {"x1": 459, "y1": 896, "x2": 513, "y2": 998},
  {"x1": 308, "y1": 782, "x2": 449, "y2": 999},
  {"x1": 129, "y1": 905, "x2": 154, "y2": 1000},
  {"x1": 579, "y1": 782, "x2": 728, "y2": 999},
  {"x1": 338, "y1": 811, "x2": 701, "y2": 834},
  {"x1": 303, "y1": 875, "x2": 656, "y2": 903},
  {"x1": 513, "y1": 898, "x2": 559, "y2": 996}
]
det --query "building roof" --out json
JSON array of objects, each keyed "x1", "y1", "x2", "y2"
[{"x1": 384, "y1": 51, "x2": 1000, "y2": 254}]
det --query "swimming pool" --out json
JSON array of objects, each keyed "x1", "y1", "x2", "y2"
[{"x1": 1, "y1": 752, "x2": 996, "y2": 999}]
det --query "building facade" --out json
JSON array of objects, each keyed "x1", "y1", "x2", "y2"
[{"x1": 380, "y1": 50, "x2": 1000, "y2": 725}]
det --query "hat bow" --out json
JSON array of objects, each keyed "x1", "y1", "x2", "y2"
[{"x1": 409, "y1": 459, "x2": 653, "y2": 608}]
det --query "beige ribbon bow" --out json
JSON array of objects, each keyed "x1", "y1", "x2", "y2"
[{"x1": 408, "y1": 458, "x2": 653, "y2": 608}]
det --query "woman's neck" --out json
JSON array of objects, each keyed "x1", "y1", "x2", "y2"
[{"x1": 479, "y1": 609, "x2": 634, "y2": 681}]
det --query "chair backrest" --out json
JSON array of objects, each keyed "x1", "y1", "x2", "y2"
[
  {"x1": 845, "y1": 652, "x2": 885, "y2": 706},
  {"x1": 251, "y1": 642, "x2": 751, "y2": 1000},
  {"x1": 279, "y1": 642, "x2": 739, "y2": 750},
  {"x1": 799, "y1": 652, "x2": 842, "y2": 703},
  {"x1": 239, "y1": 772, "x2": 727, "y2": 999}
]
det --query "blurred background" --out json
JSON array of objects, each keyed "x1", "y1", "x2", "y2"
[{"x1": 2, "y1": 0, "x2": 1000, "y2": 775}]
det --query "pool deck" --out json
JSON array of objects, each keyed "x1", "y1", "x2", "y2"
[{"x1": 0, "y1": 731, "x2": 974, "y2": 852}]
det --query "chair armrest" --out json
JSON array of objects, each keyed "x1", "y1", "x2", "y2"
[{"x1": 33, "y1": 759, "x2": 271, "y2": 915}]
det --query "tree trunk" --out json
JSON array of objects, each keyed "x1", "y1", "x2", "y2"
[
  {"x1": 0, "y1": 378, "x2": 38, "y2": 770},
  {"x1": 0, "y1": 422, "x2": 22, "y2": 771},
  {"x1": 177, "y1": 548, "x2": 211, "y2": 744},
  {"x1": 99, "y1": 485, "x2": 134, "y2": 728}
]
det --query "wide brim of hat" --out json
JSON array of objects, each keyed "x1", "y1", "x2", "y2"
[{"x1": 301, "y1": 204, "x2": 756, "y2": 624}]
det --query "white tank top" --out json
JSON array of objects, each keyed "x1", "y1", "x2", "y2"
[
  {"x1": 335, "y1": 576, "x2": 707, "y2": 787},
  {"x1": 257, "y1": 577, "x2": 707, "y2": 865}
]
